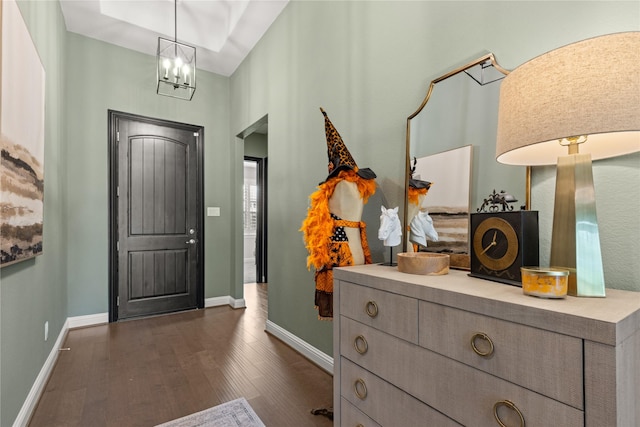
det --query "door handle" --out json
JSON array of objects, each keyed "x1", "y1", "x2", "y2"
[{"x1": 186, "y1": 239, "x2": 197, "y2": 244}]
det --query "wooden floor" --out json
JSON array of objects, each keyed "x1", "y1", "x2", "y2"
[{"x1": 29, "y1": 284, "x2": 334, "y2": 427}]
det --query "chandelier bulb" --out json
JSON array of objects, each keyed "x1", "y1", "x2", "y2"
[
  {"x1": 162, "y1": 59, "x2": 171, "y2": 80},
  {"x1": 182, "y1": 65, "x2": 190, "y2": 86}
]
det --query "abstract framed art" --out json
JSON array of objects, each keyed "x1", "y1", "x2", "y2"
[{"x1": 1, "y1": 0, "x2": 45, "y2": 267}]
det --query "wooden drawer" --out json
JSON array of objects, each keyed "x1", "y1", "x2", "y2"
[
  {"x1": 341, "y1": 357, "x2": 461, "y2": 426},
  {"x1": 340, "y1": 281, "x2": 418, "y2": 343},
  {"x1": 418, "y1": 300, "x2": 583, "y2": 408},
  {"x1": 340, "y1": 397, "x2": 381, "y2": 427},
  {"x1": 340, "y1": 316, "x2": 584, "y2": 427}
]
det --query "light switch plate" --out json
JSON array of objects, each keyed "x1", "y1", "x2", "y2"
[{"x1": 207, "y1": 207, "x2": 221, "y2": 217}]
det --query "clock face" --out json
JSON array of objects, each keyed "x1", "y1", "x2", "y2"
[{"x1": 472, "y1": 217, "x2": 519, "y2": 272}]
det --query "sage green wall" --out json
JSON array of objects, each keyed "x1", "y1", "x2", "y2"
[
  {"x1": 244, "y1": 133, "x2": 268, "y2": 158},
  {"x1": 230, "y1": 1, "x2": 640, "y2": 355},
  {"x1": 0, "y1": 1, "x2": 68, "y2": 425},
  {"x1": 64, "y1": 34, "x2": 233, "y2": 315},
  {"x1": 1, "y1": 1, "x2": 638, "y2": 425}
]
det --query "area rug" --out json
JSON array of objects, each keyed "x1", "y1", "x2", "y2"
[{"x1": 155, "y1": 397, "x2": 265, "y2": 427}]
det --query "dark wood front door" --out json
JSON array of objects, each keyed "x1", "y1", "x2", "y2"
[{"x1": 109, "y1": 111, "x2": 204, "y2": 321}]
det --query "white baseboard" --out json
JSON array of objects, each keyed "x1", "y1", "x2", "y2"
[
  {"x1": 265, "y1": 320, "x2": 334, "y2": 374},
  {"x1": 205, "y1": 296, "x2": 246, "y2": 309},
  {"x1": 13, "y1": 312, "x2": 109, "y2": 426},
  {"x1": 13, "y1": 319, "x2": 70, "y2": 427},
  {"x1": 67, "y1": 312, "x2": 109, "y2": 329}
]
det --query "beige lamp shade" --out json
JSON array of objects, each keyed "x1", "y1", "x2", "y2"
[{"x1": 496, "y1": 32, "x2": 640, "y2": 165}]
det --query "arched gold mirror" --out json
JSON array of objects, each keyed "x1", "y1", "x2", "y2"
[{"x1": 403, "y1": 53, "x2": 530, "y2": 269}]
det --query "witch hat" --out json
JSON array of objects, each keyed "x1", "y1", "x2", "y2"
[
  {"x1": 320, "y1": 107, "x2": 375, "y2": 182},
  {"x1": 409, "y1": 156, "x2": 432, "y2": 190}
]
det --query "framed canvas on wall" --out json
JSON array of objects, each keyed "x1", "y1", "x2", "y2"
[{"x1": 0, "y1": 0, "x2": 46, "y2": 267}]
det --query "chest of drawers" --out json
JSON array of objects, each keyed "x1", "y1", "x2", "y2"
[{"x1": 333, "y1": 264, "x2": 640, "y2": 427}]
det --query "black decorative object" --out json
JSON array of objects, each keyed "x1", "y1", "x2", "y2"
[
  {"x1": 477, "y1": 189, "x2": 518, "y2": 213},
  {"x1": 469, "y1": 192, "x2": 539, "y2": 286}
]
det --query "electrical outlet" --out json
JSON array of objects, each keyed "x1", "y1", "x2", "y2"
[{"x1": 45, "y1": 321, "x2": 49, "y2": 341}]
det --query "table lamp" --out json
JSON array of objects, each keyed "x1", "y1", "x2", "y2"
[{"x1": 496, "y1": 32, "x2": 640, "y2": 297}]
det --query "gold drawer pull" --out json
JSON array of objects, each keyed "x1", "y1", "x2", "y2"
[
  {"x1": 365, "y1": 300, "x2": 378, "y2": 318},
  {"x1": 354, "y1": 335, "x2": 369, "y2": 354},
  {"x1": 493, "y1": 400, "x2": 525, "y2": 427},
  {"x1": 471, "y1": 332, "x2": 494, "y2": 357},
  {"x1": 356, "y1": 425, "x2": 364, "y2": 427},
  {"x1": 354, "y1": 378, "x2": 368, "y2": 400}
]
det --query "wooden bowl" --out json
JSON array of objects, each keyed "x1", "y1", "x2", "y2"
[{"x1": 397, "y1": 252, "x2": 450, "y2": 275}]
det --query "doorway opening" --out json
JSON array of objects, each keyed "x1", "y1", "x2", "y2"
[
  {"x1": 238, "y1": 116, "x2": 268, "y2": 287},
  {"x1": 243, "y1": 158, "x2": 266, "y2": 283}
]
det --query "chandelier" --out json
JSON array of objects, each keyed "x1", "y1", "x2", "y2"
[{"x1": 157, "y1": 0, "x2": 196, "y2": 100}]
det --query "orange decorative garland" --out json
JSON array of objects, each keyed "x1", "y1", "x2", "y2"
[{"x1": 300, "y1": 169, "x2": 376, "y2": 271}]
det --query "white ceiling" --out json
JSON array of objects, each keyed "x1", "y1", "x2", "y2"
[{"x1": 59, "y1": 0, "x2": 289, "y2": 77}]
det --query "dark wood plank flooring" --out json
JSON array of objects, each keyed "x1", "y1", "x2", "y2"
[{"x1": 29, "y1": 284, "x2": 333, "y2": 426}]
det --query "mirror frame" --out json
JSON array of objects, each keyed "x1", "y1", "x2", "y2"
[{"x1": 402, "y1": 53, "x2": 531, "y2": 267}]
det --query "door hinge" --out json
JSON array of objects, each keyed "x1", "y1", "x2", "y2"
[
  {"x1": 117, "y1": 186, "x2": 120, "y2": 197},
  {"x1": 117, "y1": 241, "x2": 120, "y2": 251},
  {"x1": 117, "y1": 131, "x2": 120, "y2": 142},
  {"x1": 117, "y1": 296, "x2": 120, "y2": 306}
]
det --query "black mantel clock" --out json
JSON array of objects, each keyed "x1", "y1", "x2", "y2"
[{"x1": 469, "y1": 190, "x2": 539, "y2": 286}]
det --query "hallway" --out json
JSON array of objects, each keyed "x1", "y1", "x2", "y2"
[{"x1": 28, "y1": 284, "x2": 333, "y2": 426}]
